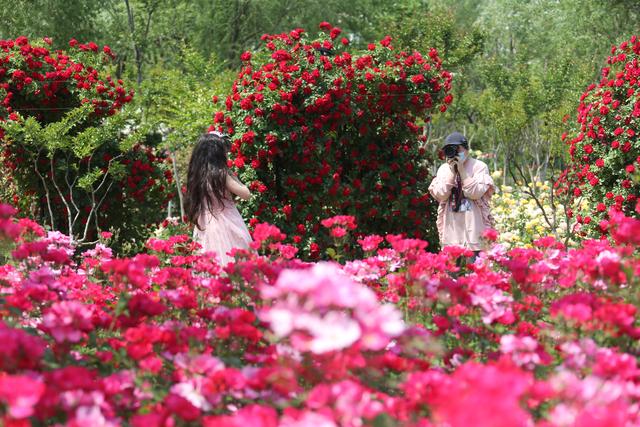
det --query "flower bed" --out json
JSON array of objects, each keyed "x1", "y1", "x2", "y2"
[{"x1": 2, "y1": 203, "x2": 640, "y2": 426}]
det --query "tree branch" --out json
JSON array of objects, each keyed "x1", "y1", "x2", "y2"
[
  {"x1": 49, "y1": 155, "x2": 74, "y2": 238},
  {"x1": 33, "y1": 151, "x2": 55, "y2": 230},
  {"x1": 124, "y1": 0, "x2": 144, "y2": 84},
  {"x1": 64, "y1": 151, "x2": 81, "y2": 232}
]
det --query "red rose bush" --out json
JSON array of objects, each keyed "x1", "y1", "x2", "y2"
[
  {"x1": 0, "y1": 37, "x2": 173, "y2": 247},
  {"x1": 2, "y1": 204, "x2": 640, "y2": 425},
  {"x1": 215, "y1": 24, "x2": 453, "y2": 256},
  {"x1": 562, "y1": 35, "x2": 640, "y2": 237}
]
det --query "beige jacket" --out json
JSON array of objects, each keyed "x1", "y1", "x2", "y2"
[{"x1": 428, "y1": 157, "x2": 495, "y2": 251}]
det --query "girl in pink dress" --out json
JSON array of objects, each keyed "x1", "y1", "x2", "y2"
[{"x1": 186, "y1": 131, "x2": 252, "y2": 265}]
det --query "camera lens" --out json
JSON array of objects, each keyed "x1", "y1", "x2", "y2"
[{"x1": 444, "y1": 145, "x2": 457, "y2": 158}]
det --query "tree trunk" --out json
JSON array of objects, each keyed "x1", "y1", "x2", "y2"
[
  {"x1": 124, "y1": 0, "x2": 144, "y2": 85},
  {"x1": 170, "y1": 151, "x2": 185, "y2": 220}
]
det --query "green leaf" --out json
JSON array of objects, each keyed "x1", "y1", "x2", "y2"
[{"x1": 77, "y1": 168, "x2": 105, "y2": 191}]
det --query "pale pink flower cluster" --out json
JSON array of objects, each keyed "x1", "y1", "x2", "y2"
[
  {"x1": 548, "y1": 370, "x2": 640, "y2": 426},
  {"x1": 500, "y1": 334, "x2": 543, "y2": 369},
  {"x1": 305, "y1": 380, "x2": 389, "y2": 427},
  {"x1": 82, "y1": 243, "x2": 113, "y2": 261},
  {"x1": 45, "y1": 230, "x2": 76, "y2": 257},
  {"x1": 260, "y1": 262, "x2": 405, "y2": 354},
  {"x1": 469, "y1": 281, "x2": 514, "y2": 324},
  {"x1": 559, "y1": 338, "x2": 598, "y2": 371},
  {"x1": 342, "y1": 258, "x2": 386, "y2": 283},
  {"x1": 280, "y1": 410, "x2": 337, "y2": 427}
]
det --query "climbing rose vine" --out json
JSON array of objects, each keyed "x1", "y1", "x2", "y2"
[{"x1": 214, "y1": 23, "x2": 453, "y2": 257}]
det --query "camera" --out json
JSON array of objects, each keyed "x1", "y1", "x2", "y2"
[{"x1": 443, "y1": 144, "x2": 459, "y2": 159}]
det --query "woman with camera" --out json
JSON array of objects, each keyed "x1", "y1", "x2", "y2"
[{"x1": 428, "y1": 132, "x2": 495, "y2": 257}]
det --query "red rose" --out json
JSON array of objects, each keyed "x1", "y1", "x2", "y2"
[
  {"x1": 271, "y1": 50, "x2": 291, "y2": 61},
  {"x1": 411, "y1": 74, "x2": 426, "y2": 84},
  {"x1": 482, "y1": 228, "x2": 499, "y2": 242}
]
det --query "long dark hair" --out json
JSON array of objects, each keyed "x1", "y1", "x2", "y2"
[{"x1": 186, "y1": 132, "x2": 231, "y2": 229}]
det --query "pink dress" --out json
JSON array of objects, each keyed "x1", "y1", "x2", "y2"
[
  {"x1": 428, "y1": 158, "x2": 495, "y2": 251},
  {"x1": 193, "y1": 196, "x2": 252, "y2": 265}
]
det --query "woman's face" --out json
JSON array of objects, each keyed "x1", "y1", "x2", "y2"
[{"x1": 456, "y1": 146, "x2": 469, "y2": 162}]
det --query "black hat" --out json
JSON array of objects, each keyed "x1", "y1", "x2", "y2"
[{"x1": 443, "y1": 132, "x2": 467, "y2": 147}]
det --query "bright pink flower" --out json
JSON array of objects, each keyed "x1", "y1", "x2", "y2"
[
  {"x1": 41, "y1": 301, "x2": 95, "y2": 343},
  {"x1": 279, "y1": 410, "x2": 337, "y2": 427},
  {"x1": 357, "y1": 234, "x2": 384, "y2": 252},
  {"x1": 482, "y1": 228, "x2": 499, "y2": 242},
  {"x1": 251, "y1": 223, "x2": 286, "y2": 248},
  {"x1": 203, "y1": 405, "x2": 278, "y2": 427},
  {"x1": 0, "y1": 322, "x2": 46, "y2": 371},
  {"x1": 429, "y1": 361, "x2": 534, "y2": 427},
  {"x1": 330, "y1": 226, "x2": 347, "y2": 238},
  {"x1": 0, "y1": 375, "x2": 45, "y2": 418}
]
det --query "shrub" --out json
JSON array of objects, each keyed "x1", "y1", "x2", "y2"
[
  {"x1": 561, "y1": 35, "x2": 640, "y2": 237},
  {"x1": 214, "y1": 23, "x2": 453, "y2": 258},
  {"x1": 0, "y1": 36, "x2": 173, "y2": 248}
]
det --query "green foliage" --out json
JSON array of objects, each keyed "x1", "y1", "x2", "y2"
[
  {"x1": 2, "y1": 106, "x2": 172, "y2": 247},
  {"x1": 374, "y1": 1, "x2": 485, "y2": 70},
  {"x1": 0, "y1": 0, "x2": 103, "y2": 45},
  {"x1": 138, "y1": 46, "x2": 232, "y2": 151},
  {"x1": 3, "y1": 0, "x2": 640, "y2": 246}
]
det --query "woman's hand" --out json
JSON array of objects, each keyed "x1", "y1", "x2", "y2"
[
  {"x1": 447, "y1": 157, "x2": 458, "y2": 174},
  {"x1": 226, "y1": 173, "x2": 251, "y2": 200},
  {"x1": 447, "y1": 157, "x2": 467, "y2": 179}
]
